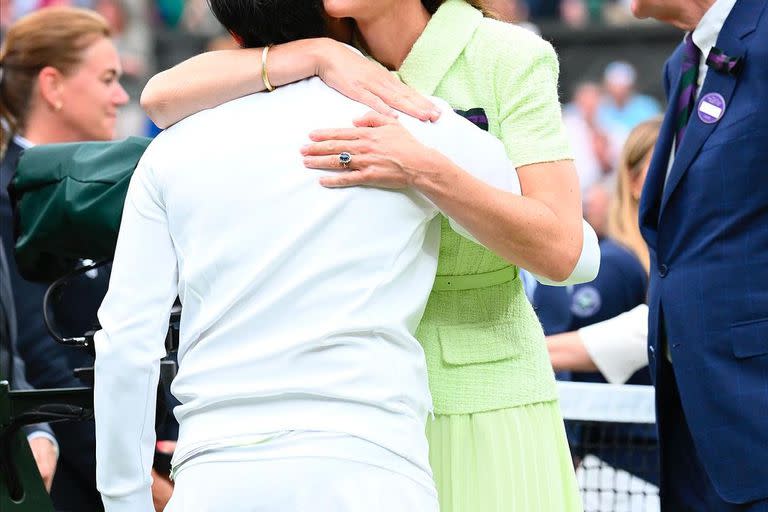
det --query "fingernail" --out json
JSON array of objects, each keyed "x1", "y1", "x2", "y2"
[{"x1": 300, "y1": 145, "x2": 309, "y2": 154}]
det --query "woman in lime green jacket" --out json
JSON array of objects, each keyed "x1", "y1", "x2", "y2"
[{"x1": 142, "y1": 1, "x2": 584, "y2": 509}]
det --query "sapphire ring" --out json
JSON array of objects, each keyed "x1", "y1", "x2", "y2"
[{"x1": 339, "y1": 152, "x2": 352, "y2": 169}]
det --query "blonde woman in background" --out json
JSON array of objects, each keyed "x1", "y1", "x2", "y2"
[
  {"x1": 548, "y1": 117, "x2": 662, "y2": 384},
  {"x1": 0, "y1": 8, "x2": 175, "y2": 511}
]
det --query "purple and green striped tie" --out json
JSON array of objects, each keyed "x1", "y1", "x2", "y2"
[{"x1": 675, "y1": 35, "x2": 702, "y2": 150}]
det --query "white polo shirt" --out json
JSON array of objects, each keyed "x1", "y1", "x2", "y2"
[{"x1": 93, "y1": 77, "x2": 525, "y2": 511}]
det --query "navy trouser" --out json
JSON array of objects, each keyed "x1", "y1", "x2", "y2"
[{"x1": 657, "y1": 354, "x2": 768, "y2": 512}]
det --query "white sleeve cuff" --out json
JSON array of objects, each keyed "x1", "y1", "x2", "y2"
[
  {"x1": 26, "y1": 431, "x2": 59, "y2": 458},
  {"x1": 101, "y1": 490, "x2": 154, "y2": 512},
  {"x1": 580, "y1": 304, "x2": 650, "y2": 384},
  {"x1": 533, "y1": 219, "x2": 600, "y2": 286}
]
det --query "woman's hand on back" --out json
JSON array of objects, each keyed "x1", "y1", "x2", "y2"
[{"x1": 301, "y1": 111, "x2": 441, "y2": 188}]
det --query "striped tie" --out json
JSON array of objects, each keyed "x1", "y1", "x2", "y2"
[{"x1": 675, "y1": 35, "x2": 701, "y2": 150}]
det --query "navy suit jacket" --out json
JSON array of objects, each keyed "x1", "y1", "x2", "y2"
[
  {"x1": 1, "y1": 242, "x2": 55, "y2": 440},
  {"x1": 639, "y1": 0, "x2": 768, "y2": 503}
]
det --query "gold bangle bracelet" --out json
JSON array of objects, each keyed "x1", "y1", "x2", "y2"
[{"x1": 261, "y1": 45, "x2": 275, "y2": 92}]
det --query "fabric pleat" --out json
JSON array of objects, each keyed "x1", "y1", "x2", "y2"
[{"x1": 426, "y1": 400, "x2": 583, "y2": 512}]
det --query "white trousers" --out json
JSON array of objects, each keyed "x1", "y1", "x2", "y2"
[{"x1": 165, "y1": 457, "x2": 439, "y2": 512}]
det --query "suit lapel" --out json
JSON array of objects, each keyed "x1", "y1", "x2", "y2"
[
  {"x1": 639, "y1": 56, "x2": 681, "y2": 244},
  {"x1": 658, "y1": 0, "x2": 764, "y2": 217},
  {"x1": 659, "y1": 35, "x2": 744, "y2": 216}
]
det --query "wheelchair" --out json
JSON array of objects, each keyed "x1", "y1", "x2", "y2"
[{"x1": 1, "y1": 260, "x2": 180, "y2": 511}]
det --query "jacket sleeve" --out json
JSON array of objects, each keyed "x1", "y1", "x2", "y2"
[
  {"x1": 580, "y1": 304, "x2": 649, "y2": 385},
  {"x1": 495, "y1": 39, "x2": 573, "y2": 168},
  {"x1": 494, "y1": 40, "x2": 599, "y2": 285},
  {"x1": 93, "y1": 157, "x2": 178, "y2": 512},
  {"x1": 405, "y1": 98, "x2": 599, "y2": 286},
  {"x1": 1, "y1": 234, "x2": 57, "y2": 441},
  {"x1": 10, "y1": 348, "x2": 57, "y2": 441}
]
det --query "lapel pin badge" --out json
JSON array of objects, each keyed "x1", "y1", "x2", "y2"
[{"x1": 698, "y1": 92, "x2": 726, "y2": 124}]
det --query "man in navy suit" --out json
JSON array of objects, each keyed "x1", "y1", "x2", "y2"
[{"x1": 632, "y1": 0, "x2": 768, "y2": 510}]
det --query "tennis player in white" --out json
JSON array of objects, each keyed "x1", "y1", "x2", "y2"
[{"x1": 93, "y1": 2, "x2": 599, "y2": 511}]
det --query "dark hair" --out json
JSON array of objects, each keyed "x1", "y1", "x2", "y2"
[{"x1": 207, "y1": 0, "x2": 327, "y2": 49}]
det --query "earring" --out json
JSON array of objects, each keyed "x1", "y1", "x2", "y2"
[{"x1": 54, "y1": 103, "x2": 62, "y2": 112}]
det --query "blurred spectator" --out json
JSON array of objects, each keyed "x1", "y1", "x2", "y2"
[
  {"x1": 560, "y1": 0, "x2": 589, "y2": 28},
  {"x1": 562, "y1": 82, "x2": 613, "y2": 192},
  {"x1": 11, "y1": 0, "x2": 95, "y2": 20},
  {"x1": 0, "y1": 8, "x2": 127, "y2": 153},
  {"x1": 95, "y1": 0, "x2": 146, "y2": 77},
  {"x1": 180, "y1": 0, "x2": 224, "y2": 37},
  {"x1": 482, "y1": 0, "x2": 539, "y2": 32},
  {"x1": 526, "y1": 0, "x2": 560, "y2": 19},
  {"x1": 484, "y1": 0, "x2": 528, "y2": 21},
  {"x1": 583, "y1": 181, "x2": 611, "y2": 238},
  {"x1": 546, "y1": 117, "x2": 661, "y2": 486},
  {"x1": 0, "y1": 7, "x2": 155, "y2": 511},
  {"x1": 94, "y1": 0, "x2": 155, "y2": 137},
  {"x1": 596, "y1": 61, "x2": 661, "y2": 141},
  {"x1": 602, "y1": 0, "x2": 641, "y2": 25},
  {"x1": 1, "y1": 0, "x2": 13, "y2": 33},
  {"x1": 206, "y1": 33, "x2": 240, "y2": 52},
  {"x1": 154, "y1": 0, "x2": 184, "y2": 28},
  {"x1": 547, "y1": 117, "x2": 662, "y2": 380},
  {"x1": 521, "y1": 270, "x2": 573, "y2": 337}
]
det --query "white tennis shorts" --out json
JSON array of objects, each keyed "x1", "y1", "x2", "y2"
[{"x1": 164, "y1": 456, "x2": 439, "y2": 511}]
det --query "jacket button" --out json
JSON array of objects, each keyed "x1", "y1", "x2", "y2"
[{"x1": 658, "y1": 264, "x2": 669, "y2": 277}]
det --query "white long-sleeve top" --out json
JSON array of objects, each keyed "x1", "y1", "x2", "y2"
[
  {"x1": 580, "y1": 303, "x2": 649, "y2": 384},
  {"x1": 93, "y1": 78, "x2": 531, "y2": 511},
  {"x1": 94, "y1": 76, "x2": 600, "y2": 511}
]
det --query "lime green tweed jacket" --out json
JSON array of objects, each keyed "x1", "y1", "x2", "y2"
[{"x1": 398, "y1": 0, "x2": 573, "y2": 414}]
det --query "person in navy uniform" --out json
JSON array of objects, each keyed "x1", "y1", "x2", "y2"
[
  {"x1": 551, "y1": 119, "x2": 660, "y2": 485},
  {"x1": 567, "y1": 237, "x2": 648, "y2": 383},
  {"x1": 546, "y1": 119, "x2": 660, "y2": 383}
]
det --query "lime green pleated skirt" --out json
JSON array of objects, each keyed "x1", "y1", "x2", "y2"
[{"x1": 426, "y1": 400, "x2": 583, "y2": 512}]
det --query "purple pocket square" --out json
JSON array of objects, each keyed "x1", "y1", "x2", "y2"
[
  {"x1": 455, "y1": 108, "x2": 489, "y2": 131},
  {"x1": 706, "y1": 47, "x2": 744, "y2": 76}
]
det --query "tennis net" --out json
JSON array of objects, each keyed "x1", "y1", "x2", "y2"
[{"x1": 558, "y1": 381, "x2": 659, "y2": 512}]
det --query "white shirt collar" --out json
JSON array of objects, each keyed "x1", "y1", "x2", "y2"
[
  {"x1": 691, "y1": 0, "x2": 738, "y2": 60},
  {"x1": 13, "y1": 134, "x2": 35, "y2": 149}
]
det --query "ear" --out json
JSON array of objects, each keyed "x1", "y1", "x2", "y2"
[
  {"x1": 630, "y1": 169, "x2": 645, "y2": 202},
  {"x1": 630, "y1": 156, "x2": 652, "y2": 201},
  {"x1": 37, "y1": 66, "x2": 65, "y2": 111}
]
